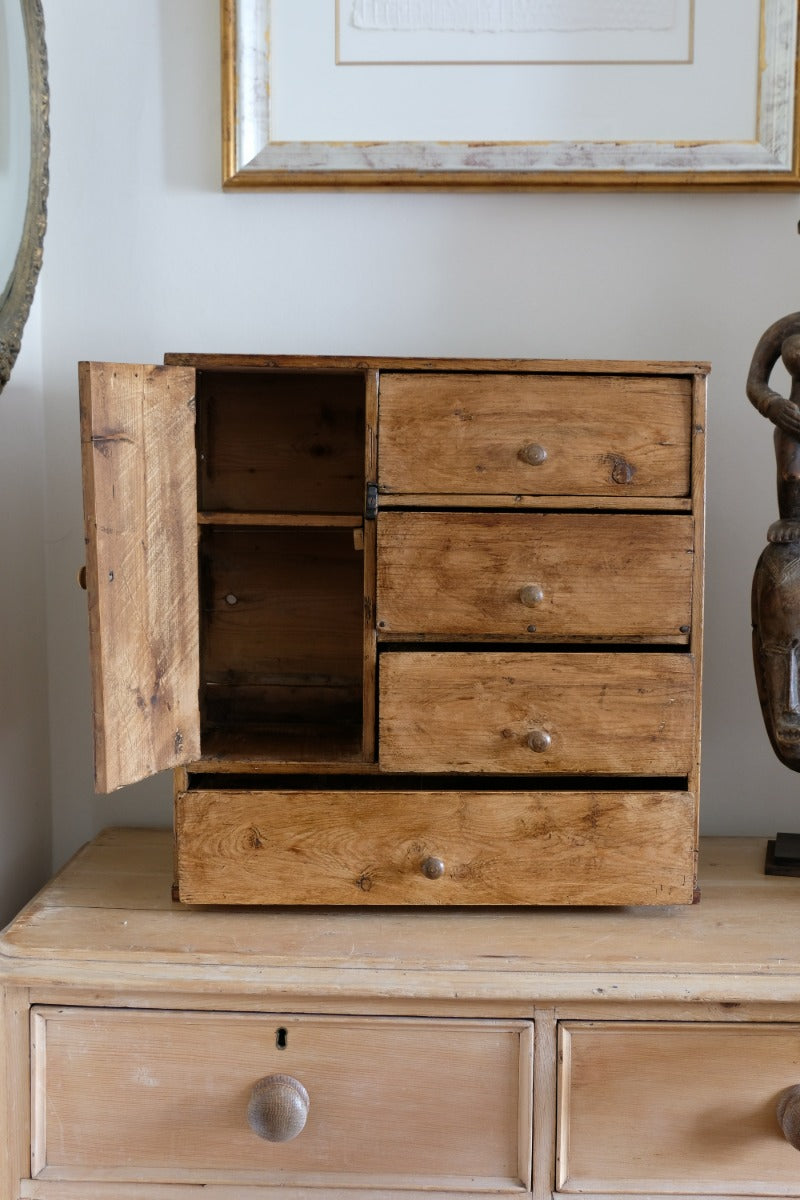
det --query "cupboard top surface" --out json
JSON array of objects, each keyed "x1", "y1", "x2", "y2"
[
  {"x1": 0, "y1": 833, "x2": 797, "y2": 1003},
  {"x1": 162, "y1": 353, "x2": 710, "y2": 376}
]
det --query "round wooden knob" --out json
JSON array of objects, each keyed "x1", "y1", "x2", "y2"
[
  {"x1": 519, "y1": 584, "x2": 544, "y2": 607},
  {"x1": 247, "y1": 1074, "x2": 310, "y2": 1143},
  {"x1": 527, "y1": 730, "x2": 552, "y2": 753},
  {"x1": 519, "y1": 443, "x2": 548, "y2": 466},
  {"x1": 611, "y1": 459, "x2": 634, "y2": 485},
  {"x1": 77, "y1": 565, "x2": 87, "y2": 590},
  {"x1": 421, "y1": 856, "x2": 445, "y2": 879},
  {"x1": 777, "y1": 1084, "x2": 800, "y2": 1149}
]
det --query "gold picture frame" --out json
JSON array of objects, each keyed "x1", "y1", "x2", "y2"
[{"x1": 221, "y1": 0, "x2": 800, "y2": 189}]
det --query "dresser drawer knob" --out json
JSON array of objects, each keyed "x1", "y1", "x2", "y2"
[
  {"x1": 519, "y1": 443, "x2": 548, "y2": 466},
  {"x1": 247, "y1": 1074, "x2": 310, "y2": 1143},
  {"x1": 421, "y1": 855, "x2": 446, "y2": 879},
  {"x1": 527, "y1": 730, "x2": 552, "y2": 753},
  {"x1": 519, "y1": 584, "x2": 544, "y2": 607},
  {"x1": 610, "y1": 455, "x2": 635, "y2": 485},
  {"x1": 777, "y1": 1084, "x2": 800, "y2": 1149}
]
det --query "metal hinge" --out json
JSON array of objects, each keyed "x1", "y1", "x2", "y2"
[{"x1": 365, "y1": 482, "x2": 378, "y2": 520}]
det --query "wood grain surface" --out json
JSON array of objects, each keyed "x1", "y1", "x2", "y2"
[
  {"x1": 31, "y1": 1007, "x2": 531, "y2": 1189},
  {"x1": 379, "y1": 651, "x2": 695, "y2": 775},
  {"x1": 378, "y1": 372, "x2": 692, "y2": 497},
  {"x1": 558, "y1": 1022, "x2": 800, "y2": 1193},
  {"x1": 79, "y1": 362, "x2": 200, "y2": 792},
  {"x1": 377, "y1": 511, "x2": 694, "y2": 641},
  {"x1": 174, "y1": 788, "x2": 696, "y2": 906},
  {"x1": 0, "y1": 833, "x2": 796, "y2": 1004}
]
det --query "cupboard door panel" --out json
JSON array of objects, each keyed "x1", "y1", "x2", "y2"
[
  {"x1": 377, "y1": 511, "x2": 694, "y2": 641},
  {"x1": 558, "y1": 1022, "x2": 800, "y2": 1194},
  {"x1": 378, "y1": 372, "x2": 692, "y2": 499},
  {"x1": 79, "y1": 362, "x2": 200, "y2": 792},
  {"x1": 379, "y1": 651, "x2": 695, "y2": 775}
]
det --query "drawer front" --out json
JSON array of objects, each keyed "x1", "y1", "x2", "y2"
[
  {"x1": 379, "y1": 651, "x2": 695, "y2": 774},
  {"x1": 32, "y1": 1007, "x2": 532, "y2": 1190},
  {"x1": 558, "y1": 1022, "x2": 800, "y2": 1194},
  {"x1": 377, "y1": 372, "x2": 692, "y2": 498},
  {"x1": 376, "y1": 511, "x2": 694, "y2": 641},
  {"x1": 175, "y1": 788, "x2": 696, "y2": 905}
]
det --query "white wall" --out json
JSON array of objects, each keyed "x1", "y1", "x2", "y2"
[
  {"x1": 0, "y1": 293, "x2": 51, "y2": 925},
  {"x1": 39, "y1": 0, "x2": 800, "y2": 870}
]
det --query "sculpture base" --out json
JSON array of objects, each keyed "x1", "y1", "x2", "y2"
[{"x1": 765, "y1": 832, "x2": 800, "y2": 876}]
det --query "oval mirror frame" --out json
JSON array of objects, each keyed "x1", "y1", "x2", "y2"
[{"x1": 0, "y1": 0, "x2": 48, "y2": 393}]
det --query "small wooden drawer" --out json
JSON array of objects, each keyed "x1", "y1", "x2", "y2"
[
  {"x1": 377, "y1": 372, "x2": 692, "y2": 499},
  {"x1": 31, "y1": 1007, "x2": 533, "y2": 1190},
  {"x1": 558, "y1": 1022, "x2": 800, "y2": 1195},
  {"x1": 376, "y1": 511, "x2": 694, "y2": 642},
  {"x1": 379, "y1": 651, "x2": 695, "y2": 775},
  {"x1": 174, "y1": 787, "x2": 697, "y2": 905}
]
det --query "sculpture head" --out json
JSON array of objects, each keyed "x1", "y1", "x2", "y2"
[{"x1": 752, "y1": 541, "x2": 800, "y2": 770}]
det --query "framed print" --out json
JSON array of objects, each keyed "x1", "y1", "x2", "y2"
[{"x1": 221, "y1": 0, "x2": 800, "y2": 188}]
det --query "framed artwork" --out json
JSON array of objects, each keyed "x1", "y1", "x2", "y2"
[{"x1": 221, "y1": 0, "x2": 800, "y2": 187}]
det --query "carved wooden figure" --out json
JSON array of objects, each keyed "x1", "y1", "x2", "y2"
[{"x1": 747, "y1": 313, "x2": 800, "y2": 769}]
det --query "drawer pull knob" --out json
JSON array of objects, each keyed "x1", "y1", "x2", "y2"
[
  {"x1": 610, "y1": 456, "x2": 635, "y2": 485},
  {"x1": 247, "y1": 1074, "x2": 310, "y2": 1143},
  {"x1": 520, "y1": 443, "x2": 548, "y2": 466},
  {"x1": 421, "y1": 856, "x2": 446, "y2": 879},
  {"x1": 777, "y1": 1084, "x2": 800, "y2": 1149},
  {"x1": 527, "y1": 730, "x2": 552, "y2": 753},
  {"x1": 519, "y1": 584, "x2": 544, "y2": 607}
]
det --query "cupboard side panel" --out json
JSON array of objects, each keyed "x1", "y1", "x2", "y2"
[
  {"x1": 363, "y1": 370, "x2": 379, "y2": 760},
  {"x1": 689, "y1": 375, "x2": 707, "y2": 843}
]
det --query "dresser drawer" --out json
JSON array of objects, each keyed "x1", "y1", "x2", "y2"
[
  {"x1": 379, "y1": 651, "x2": 695, "y2": 774},
  {"x1": 558, "y1": 1022, "x2": 800, "y2": 1195},
  {"x1": 174, "y1": 787, "x2": 696, "y2": 905},
  {"x1": 376, "y1": 511, "x2": 694, "y2": 641},
  {"x1": 31, "y1": 1007, "x2": 532, "y2": 1190},
  {"x1": 377, "y1": 372, "x2": 692, "y2": 499}
]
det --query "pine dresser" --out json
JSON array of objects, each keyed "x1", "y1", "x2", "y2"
[{"x1": 1, "y1": 832, "x2": 800, "y2": 1198}]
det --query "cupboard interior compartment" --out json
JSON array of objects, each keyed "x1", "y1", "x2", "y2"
[
  {"x1": 196, "y1": 369, "x2": 367, "y2": 515},
  {"x1": 199, "y1": 525, "x2": 366, "y2": 763}
]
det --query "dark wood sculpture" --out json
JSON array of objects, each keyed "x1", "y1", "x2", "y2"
[{"x1": 747, "y1": 313, "x2": 800, "y2": 770}]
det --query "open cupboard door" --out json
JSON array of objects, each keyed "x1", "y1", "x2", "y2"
[{"x1": 79, "y1": 362, "x2": 200, "y2": 792}]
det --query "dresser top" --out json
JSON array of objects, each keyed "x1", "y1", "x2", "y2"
[{"x1": 0, "y1": 831, "x2": 796, "y2": 1004}]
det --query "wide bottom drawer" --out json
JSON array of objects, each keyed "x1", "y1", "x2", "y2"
[
  {"x1": 558, "y1": 1022, "x2": 800, "y2": 1195},
  {"x1": 174, "y1": 788, "x2": 697, "y2": 905},
  {"x1": 32, "y1": 1007, "x2": 532, "y2": 1191}
]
